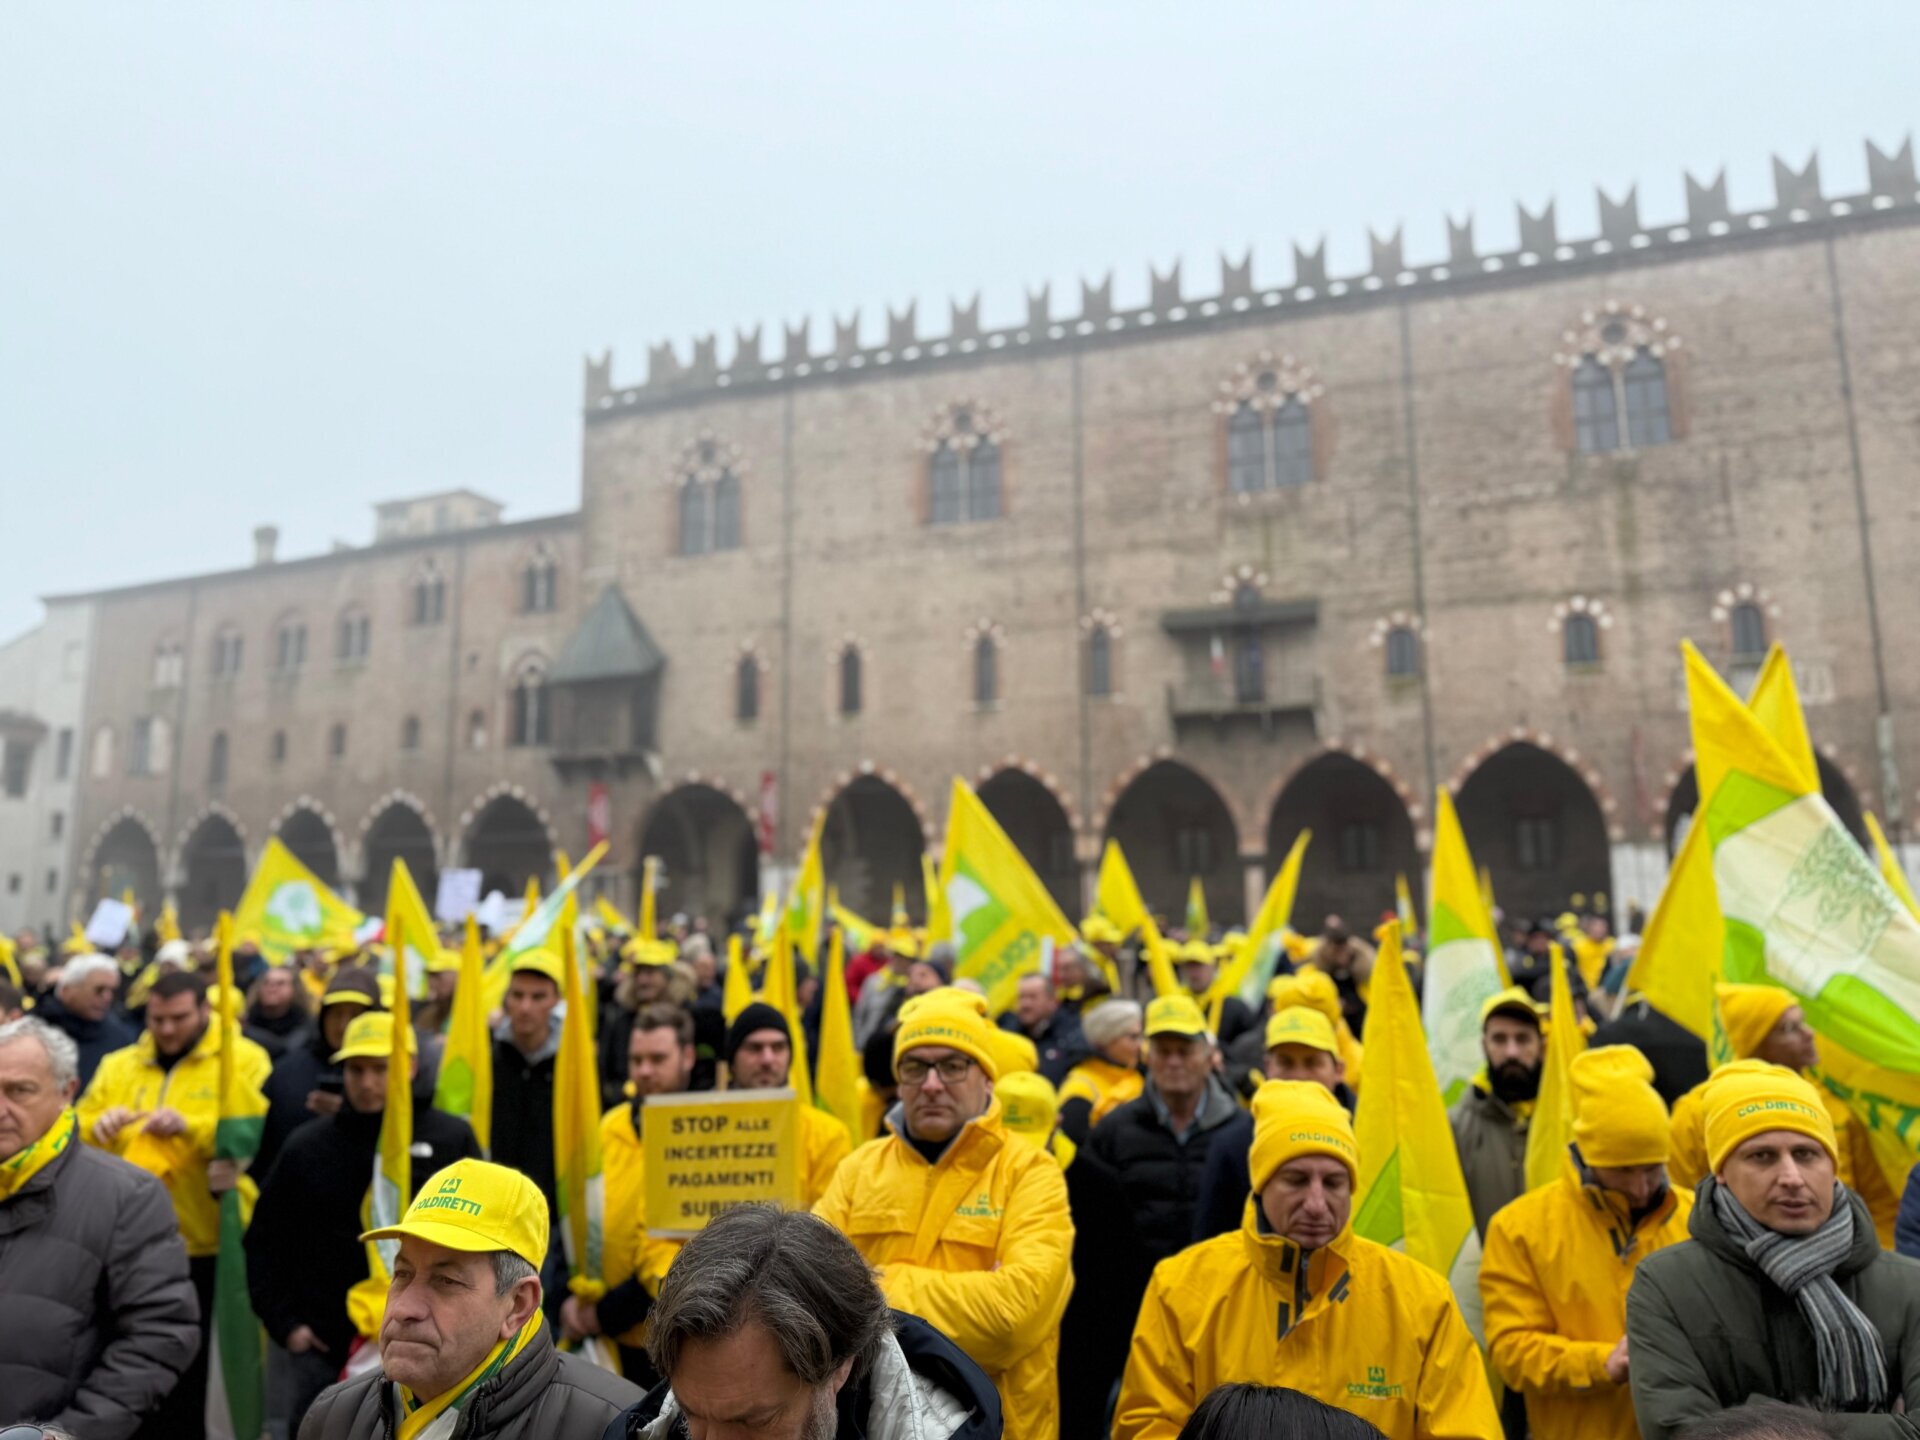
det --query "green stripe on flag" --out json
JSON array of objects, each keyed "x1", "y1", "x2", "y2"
[
  {"x1": 1705, "y1": 770, "x2": 1799, "y2": 846},
  {"x1": 1352, "y1": 1146, "x2": 1404, "y2": 1244},
  {"x1": 209, "y1": 1189, "x2": 265, "y2": 1440},
  {"x1": 1427, "y1": 902, "x2": 1477, "y2": 949}
]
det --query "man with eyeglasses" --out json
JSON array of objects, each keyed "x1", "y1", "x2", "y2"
[{"x1": 815, "y1": 987, "x2": 1074, "y2": 1440}]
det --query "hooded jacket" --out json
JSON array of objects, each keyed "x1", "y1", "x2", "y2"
[
  {"x1": 245, "y1": 1103, "x2": 482, "y2": 1358},
  {"x1": 1114, "y1": 1197, "x2": 1499, "y2": 1440},
  {"x1": 258, "y1": 1027, "x2": 346, "y2": 1182},
  {"x1": 605, "y1": 1310, "x2": 1001, "y2": 1440},
  {"x1": 0, "y1": 1135, "x2": 200, "y2": 1439},
  {"x1": 298, "y1": 1319, "x2": 640, "y2": 1440},
  {"x1": 814, "y1": 1097, "x2": 1074, "y2": 1440},
  {"x1": 1626, "y1": 1179, "x2": 1920, "y2": 1440},
  {"x1": 1481, "y1": 1158, "x2": 1693, "y2": 1440},
  {"x1": 78, "y1": 1022, "x2": 274, "y2": 1256},
  {"x1": 1056, "y1": 1055, "x2": 1141, "y2": 1145},
  {"x1": 491, "y1": 1013, "x2": 562, "y2": 1217},
  {"x1": 1448, "y1": 1077, "x2": 1531, "y2": 1242}
]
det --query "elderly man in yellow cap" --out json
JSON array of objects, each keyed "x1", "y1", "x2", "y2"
[
  {"x1": 1117, "y1": 1080, "x2": 1499, "y2": 1440},
  {"x1": 1626, "y1": 1063, "x2": 1920, "y2": 1438},
  {"x1": 814, "y1": 987, "x2": 1073, "y2": 1440},
  {"x1": 1667, "y1": 983, "x2": 1896, "y2": 1243},
  {"x1": 1449, "y1": 985, "x2": 1547, "y2": 1241},
  {"x1": 1193, "y1": 1005, "x2": 1354, "y2": 1242},
  {"x1": 299, "y1": 1157, "x2": 640, "y2": 1439},
  {"x1": 248, "y1": 1011, "x2": 482, "y2": 1433},
  {"x1": 1481, "y1": 1047, "x2": 1693, "y2": 1440}
]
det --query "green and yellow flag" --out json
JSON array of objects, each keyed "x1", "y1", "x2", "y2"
[
  {"x1": 1395, "y1": 873, "x2": 1418, "y2": 934},
  {"x1": 786, "y1": 813, "x2": 827, "y2": 968},
  {"x1": 1094, "y1": 840, "x2": 1180, "y2": 998},
  {"x1": 1423, "y1": 789, "x2": 1508, "y2": 1104},
  {"x1": 1353, "y1": 920, "x2": 1483, "y2": 1341},
  {"x1": 205, "y1": 912, "x2": 268, "y2": 1440},
  {"x1": 1216, "y1": 830, "x2": 1310, "y2": 1018},
  {"x1": 434, "y1": 915, "x2": 493, "y2": 1152},
  {"x1": 1867, "y1": 813, "x2": 1920, "y2": 922},
  {"x1": 1525, "y1": 932, "x2": 1586, "y2": 1190},
  {"x1": 940, "y1": 778, "x2": 1078, "y2": 1014},
  {"x1": 831, "y1": 897, "x2": 882, "y2": 957},
  {"x1": 554, "y1": 925, "x2": 604, "y2": 1306},
  {"x1": 1185, "y1": 876, "x2": 1209, "y2": 937},
  {"x1": 762, "y1": 928, "x2": 814, "y2": 1108},
  {"x1": 722, "y1": 933, "x2": 754, "y2": 1026},
  {"x1": 231, "y1": 837, "x2": 364, "y2": 966},
  {"x1": 922, "y1": 853, "x2": 952, "y2": 947},
  {"x1": 815, "y1": 929, "x2": 861, "y2": 1144}
]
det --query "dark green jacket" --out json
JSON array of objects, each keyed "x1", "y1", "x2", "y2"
[
  {"x1": 1627, "y1": 1178, "x2": 1920, "y2": 1439},
  {"x1": 1448, "y1": 1081, "x2": 1528, "y2": 1241}
]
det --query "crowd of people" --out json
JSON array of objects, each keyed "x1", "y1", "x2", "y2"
[{"x1": 3, "y1": 893, "x2": 1920, "y2": 1440}]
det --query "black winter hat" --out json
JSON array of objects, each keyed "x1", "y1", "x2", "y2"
[{"x1": 725, "y1": 1001, "x2": 791, "y2": 1065}]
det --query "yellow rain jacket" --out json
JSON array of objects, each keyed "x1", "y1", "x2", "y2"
[
  {"x1": 815, "y1": 1097, "x2": 1075, "y2": 1440},
  {"x1": 78, "y1": 1024, "x2": 272, "y2": 1257},
  {"x1": 1115, "y1": 1199, "x2": 1498, "y2": 1440},
  {"x1": 1058, "y1": 1055, "x2": 1142, "y2": 1130},
  {"x1": 1481, "y1": 1163, "x2": 1694, "y2": 1440},
  {"x1": 1667, "y1": 1074, "x2": 1897, "y2": 1245}
]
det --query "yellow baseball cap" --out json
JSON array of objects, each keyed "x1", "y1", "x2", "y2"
[
  {"x1": 997, "y1": 1071, "x2": 1059, "y2": 1144},
  {"x1": 1480, "y1": 985, "x2": 1545, "y2": 1029},
  {"x1": 884, "y1": 928, "x2": 923, "y2": 960},
  {"x1": 1081, "y1": 915, "x2": 1124, "y2": 945},
  {"x1": 1264, "y1": 1005, "x2": 1338, "y2": 1055},
  {"x1": 621, "y1": 937, "x2": 676, "y2": 968},
  {"x1": 1145, "y1": 992, "x2": 1208, "y2": 1039},
  {"x1": 426, "y1": 947, "x2": 463, "y2": 975},
  {"x1": 509, "y1": 949, "x2": 566, "y2": 987},
  {"x1": 362, "y1": 1159, "x2": 549, "y2": 1268},
  {"x1": 332, "y1": 1011, "x2": 400, "y2": 1063}
]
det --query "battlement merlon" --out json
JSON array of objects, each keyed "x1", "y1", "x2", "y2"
[{"x1": 586, "y1": 138, "x2": 1920, "y2": 415}]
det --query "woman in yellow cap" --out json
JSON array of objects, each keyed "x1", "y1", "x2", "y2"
[
  {"x1": 1116, "y1": 1080, "x2": 1499, "y2": 1440},
  {"x1": 1627, "y1": 1063, "x2": 1920, "y2": 1437},
  {"x1": 1481, "y1": 1046, "x2": 1693, "y2": 1440}
]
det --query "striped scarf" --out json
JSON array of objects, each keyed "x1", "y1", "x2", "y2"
[{"x1": 1710, "y1": 1180, "x2": 1888, "y2": 1410}]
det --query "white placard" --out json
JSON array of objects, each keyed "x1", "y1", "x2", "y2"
[{"x1": 435, "y1": 868, "x2": 484, "y2": 923}]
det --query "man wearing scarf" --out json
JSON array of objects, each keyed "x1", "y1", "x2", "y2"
[
  {"x1": 299, "y1": 1157, "x2": 639, "y2": 1439},
  {"x1": 1627, "y1": 1062, "x2": 1920, "y2": 1438}
]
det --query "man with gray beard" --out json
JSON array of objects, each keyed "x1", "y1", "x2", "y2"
[{"x1": 603, "y1": 1205, "x2": 1002, "y2": 1440}]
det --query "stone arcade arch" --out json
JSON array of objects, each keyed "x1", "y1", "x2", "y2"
[
  {"x1": 89, "y1": 816, "x2": 162, "y2": 918},
  {"x1": 1103, "y1": 759, "x2": 1241, "y2": 929},
  {"x1": 277, "y1": 807, "x2": 343, "y2": 891},
  {"x1": 637, "y1": 784, "x2": 760, "y2": 930},
  {"x1": 462, "y1": 794, "x2": 555, "y2": 899},
  {"x1": 1455, "y1": 743, "x2": 1610, "y2": 924},
  {"x1": 362, "y1": 801, "x2": 440, "y2": 918},
  {"x1": 1266, "y1": 752, "x2": 1418, "y2": 934},
  {"x1": 978, "y1": 768, "x2": 1079, "y2": 919},
  {"x1": 178, "y1": 813, "x2": 247, "y2": 934},
  {"x1": 820, "y1": 775, "x2": 927, "y2": 924}
]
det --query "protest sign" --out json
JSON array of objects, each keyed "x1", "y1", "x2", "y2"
[{"x1": 642, "y1": 1088, "x2": 801, "y2": 1238}]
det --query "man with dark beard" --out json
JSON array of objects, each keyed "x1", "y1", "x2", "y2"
[{"x1": 1449, "y1": 986, "x2": 1545, "y2": 1241}]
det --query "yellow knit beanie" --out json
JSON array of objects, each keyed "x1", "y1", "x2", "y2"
[
  {"x1": 893, "y1": 987, "x2": 1001, "y2": 1082},
  {"x1": 1570, "y1": 1045, "x2": 1671, "y2": 1167},
  {"x1": 1703, "y1": 1059, "x2": 1838, "y2": 1174},
  {"x1": 1248, "y1": 1079, "x2": 1358, "y2": 1191},
  {"x1": 1714, "y1": 983, "x2": 1799, "y2": 1061}
]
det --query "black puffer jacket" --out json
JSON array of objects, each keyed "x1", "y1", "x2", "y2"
[
  {"x1": 0, "y1": 1134, "x2": 201, "y2": 1439},
  {"x1": 34, "y1": 992, "x2": 138, "y2": 1088},
  {"x1": 301, "y1": 1322, "x2": 640, "y2": 1440},
  {"x1": 1084, "y1": 1077, "x2": 1239, "y2": 1264},
  {"x1": 257, "y1": 1029, "x2": 341, "y2": 1181}
]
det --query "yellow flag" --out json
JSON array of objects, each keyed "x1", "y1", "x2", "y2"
[
  {"x1": 554, "y1": 925, "x2": 605, "y2": 1300},
  {"x1": 1352, "y1": 920, "x2": 1483, "y2": 1340},
  {"x1": 1395, "y1": 873, "x2": 1417, "y2": 934},
  {"x1": 434, "y1": 915, "x2": 493, "y2": 1151},
  {"x1": 1094, "y1": 840, "x2": 1180, "y2": 998},
  {"x1": 1477, "y1": 866, "x2": 1495, "y2": 921},
  {"x1": 786, "y1": 812, "x2": 827, "y2": 968},
  {"x1": 156, "y1": 899, "x2": 182, "y2": 945},
  {"x1": 1867, "y1": 813, "x2": 1920, "y2": 923},
  {"x1": 231, "y1": 837, "x2": 365, "y2": 966},
  {"x1": 1185, "y1": 876, "x2": 1209, "y2": 937},
  {"x1": 1423, "y1": 789, "x2": 1508, "y2": 1104},
  {"x1": 1627, "y1": 819, "x2": 1723, "y2": 1043},
  {"x1": 922, "y1": 853, "x2": 951, "y2": 946},
  {"x1": 0, "y1": 934, "x2": 19, "y2": 990},
  {"x1": 595, "y1": 896, "x2": 633, "y2": 934},
  {"x1": 638, "y1": 857, "x2": 660, "y2": 941},
  {"x1": 348, "y1": 864, "x2": 419, "y2": 1338},
  {"x1": 815, "y1": 929, "x2": 860, "y2": 1143},
  {"x1": 386, "y1": 858, "x2": 440, "y2": 1003},
  {"x1": 1211, "y1": 830, "x2": 1310, "y2": 1024},
  {"x1": 1525, "y1": 939, "x2": 1586, "y2": 1190},
  {"x1": 891, "y1": 882, "x2": 908, "y2": 928},
  {"x1": 762, "y1": 929, "x2": 813, "y2": 1108},
  {"x1": 940, "y1": 779, "x2": 1078, "y2": 1014},
  {"x1": 722, "y1": 933, "x2": 753, "y2": 1026},
  {"x1": 831, "y1": 903, "x2": 881, "y2": 956}
]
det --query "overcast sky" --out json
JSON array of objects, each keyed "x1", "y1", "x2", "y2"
[{"x1": 3, "y1": 4, "x2": 1916, "y2": 640}]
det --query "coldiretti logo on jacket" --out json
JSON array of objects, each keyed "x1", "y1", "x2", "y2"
[
  {"x1": 955, "y1": 1191, "x2": 1004, "y2": 1219},
  {"x1": 1347, "y1": 1366, "x2": 1405, "y2": 1401}
]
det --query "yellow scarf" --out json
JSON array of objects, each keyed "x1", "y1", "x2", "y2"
[
  {"x1": 1, "y1": 1107, "x2": 77, "y2": 1199},
  {"x1": 393, "y1": 1308, "x2": 543, "y2": 1440}
]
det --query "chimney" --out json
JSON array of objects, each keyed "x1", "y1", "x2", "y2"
[{"x1": 253, "y1": 525, "x2": 279, "y2": 567}]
